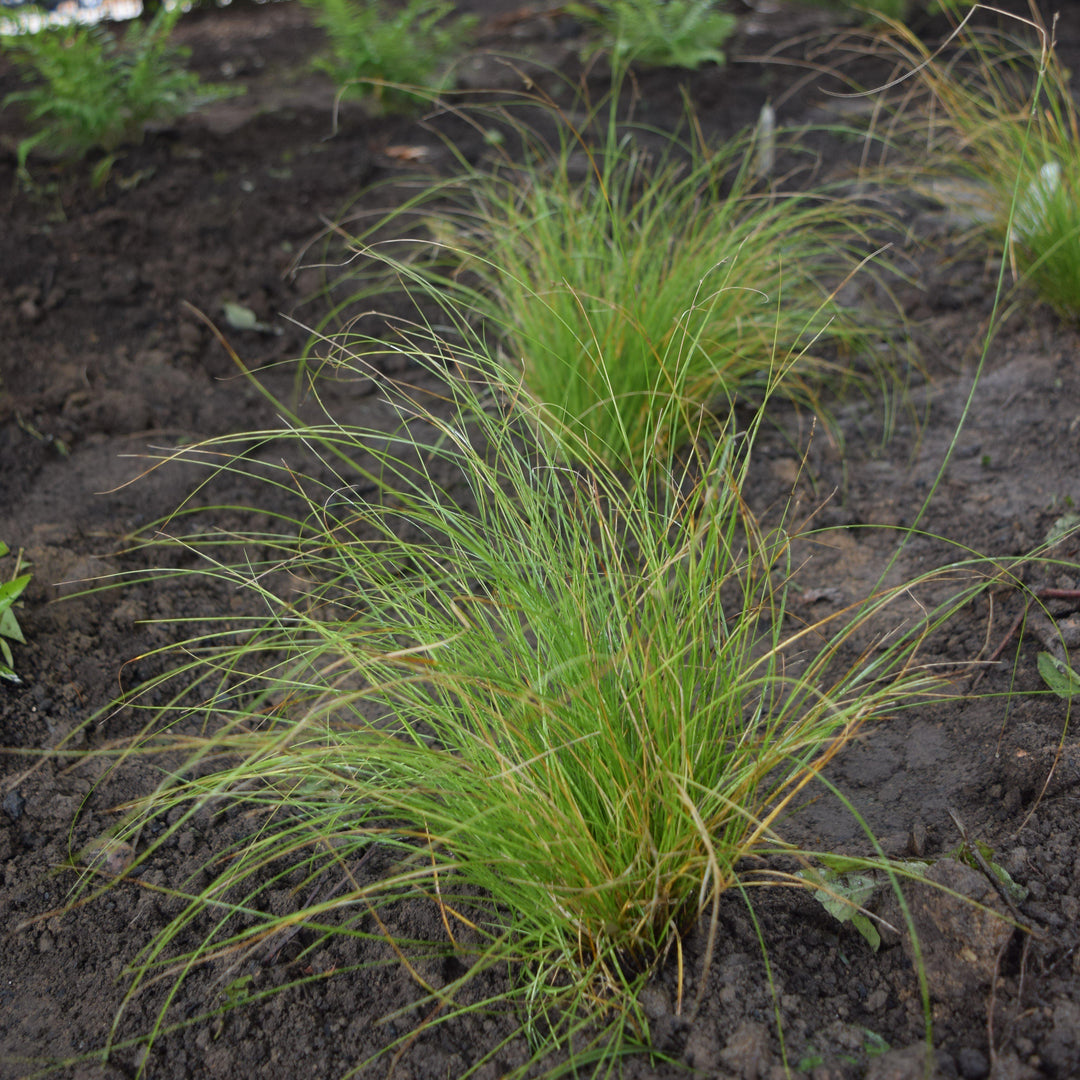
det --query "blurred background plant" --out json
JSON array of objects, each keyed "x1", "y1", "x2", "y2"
[
  {"x1": 1, "y1": 4, "x2": 238, "y2": 184},
  {"x1": 0, "y1": 542, "x2": 31, "y2": 685},
  {"x1": 889, "y1": 4, "x2": 1080, "y2": 320},
  {"x1": 790, "y1": 0, "x2": 974, "y2": 23},
  {"x1": 564, "y1": 0, "x2": 976, "y2": 71},
  {"x1": 297, "y1": 0, "x2": 477, "y2": 113},
  {"x1": 568, "y1": 0, "x2": 736, "y2": 70}
]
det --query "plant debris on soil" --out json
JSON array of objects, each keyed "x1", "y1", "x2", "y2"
[{"x1": 3, "y1": 1, "x2": 1080, "y2": 1078}]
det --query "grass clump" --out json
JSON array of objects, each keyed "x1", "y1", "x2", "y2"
[
  {"x1": 88, "y1": 304, "x2": 986, "y2": 1074},
  {"x1": 0, "y1": 6, "x2": 237, "y2": 184},
  {"x1": 320, "y1": 96, "x2": 904, "y2": 471},
  {"x1": 298, "y1": 0, "x2": 477, "y2": 112},
  {"x1": 889, "y1": 6, "x2": 1080, "y2": 319}
]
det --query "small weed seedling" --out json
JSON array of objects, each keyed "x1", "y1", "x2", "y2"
[
  {"x1": 298, "y1": 0, "x2": 476, "y2": 112},
  {"x1": 798, "y1": 1027, "x2": 890, "y2": 1071},
  {"x1": 0, "y1": 542, "x2": 31, "y2": 684},
  {"x1": 1, "y1": 6, "x2": 238, "y2": 184},
  {"x1": 798, "y1": 854, "x2": 926, "y2": 952},
  {"x1": 1038, "y1": 650, "x2": 1080, "y2": 700}
]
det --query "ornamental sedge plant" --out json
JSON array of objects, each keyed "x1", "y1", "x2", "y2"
[
  {"x1": 312, "y1": 91, "x2": 907, "y2": 472},
  {"x1": 883, "y1": 5, "x2": 1080, "y2": 319},
  {"x1": 71, "y1": 283, "x2": 996, "y2": 1075}
]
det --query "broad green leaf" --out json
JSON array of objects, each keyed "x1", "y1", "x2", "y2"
[
  {"x1": 0, "y1": 572, "x2": 31, "y2": 616},
  {"x1": 0, "y1": 608, "x2": 25, "y2": 644},
  {"x1": 799, "y1": 858, "x2": 929, "y2": 953},
  {"x1": 814, "y1": 872, "x2": 877, "y2": 921},
  {"x1": 1038, "y1": 651, "x2": 1080, "y2": 699},
  {"x1": 988, "y1": 859, "x2": 1028, "y2": 903},
  {"x1": 0, "y1": 572, "x2": 30, "y2": 594},
  {"x1": 850, "y1": 913, "x2": 881, "y2": 952},
  {"x1": 798, "y1": 866, "x2": 881, "y2": 951}
]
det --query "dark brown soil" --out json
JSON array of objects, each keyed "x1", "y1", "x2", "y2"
[{"x1": 3, "y1": 2, "x2": 1080, "y2": 1078}]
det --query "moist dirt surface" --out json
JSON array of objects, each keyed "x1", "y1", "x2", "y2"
[{"x1": 3, "y1": 2, "x2": 1080, "y2": 1078}]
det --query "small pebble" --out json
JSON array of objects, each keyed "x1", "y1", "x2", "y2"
[
  {"x1": 956, "y1": 1047, "x2": 989, "y2": 1079},
  {"x1": 683, "y1": 1026, "x2": 721, "y2": 1070},
  {"x1": 86, "y1": 839, "x2": 136, "y2": 875},
  {"x1": 637, "y1": 984, "x2": 669, "y2": 1020},
  {"x1": 865, "y1": 1043, "x2": 937, "y2": 1080},
  {"x1": 720, "y1": 1020, "x2": 771, "y2": 1080},
  {"x1": 1003, "y1": 847, "x2": 1028, "y2": 879},
  {"x1": 2, "y1": 790, "x2": 25, "y2": 822}
]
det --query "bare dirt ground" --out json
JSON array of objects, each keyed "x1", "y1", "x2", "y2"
[{"x1": 3, "y1": 2, "x2": 1080, "y2": 1077}]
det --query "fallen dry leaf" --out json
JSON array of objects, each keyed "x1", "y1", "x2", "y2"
[{"x1": 383, "y1": 145, "x2": 431, "y2": 162}]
